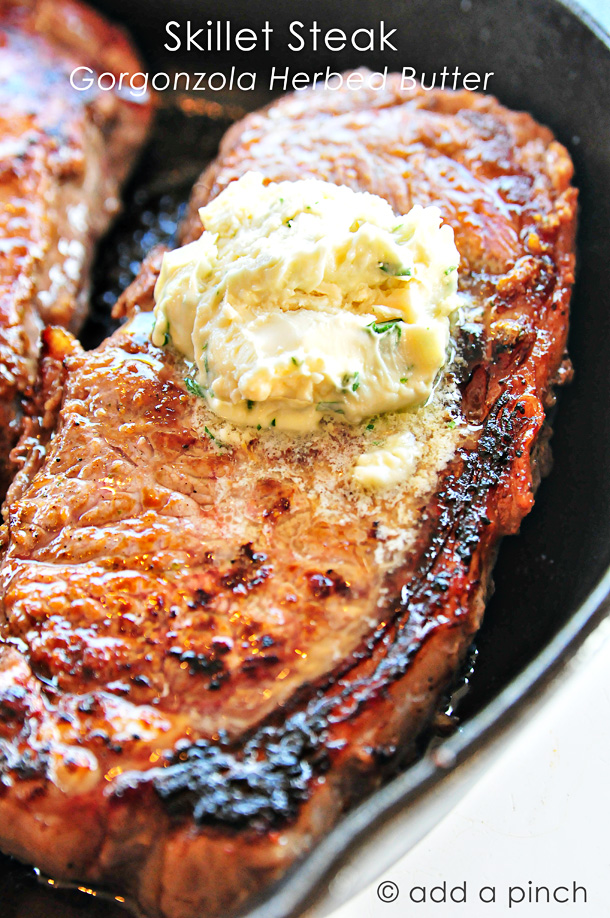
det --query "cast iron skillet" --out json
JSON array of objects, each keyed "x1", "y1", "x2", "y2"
[{"x1": 2, "y1": 0, "x2": 610, "y2": 915}]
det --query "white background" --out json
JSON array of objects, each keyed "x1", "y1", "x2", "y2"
[{"x1": 327, "y1": 2, "x2": 610, "y2": 916}]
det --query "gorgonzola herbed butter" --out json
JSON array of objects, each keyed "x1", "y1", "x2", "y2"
[{"x1": 152, "y1": 172, "x2": 460, "y2": 436}]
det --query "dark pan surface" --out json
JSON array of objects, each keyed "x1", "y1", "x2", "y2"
[{"x1": 2, "y1": 0, "x2": 610, "y2": 915}]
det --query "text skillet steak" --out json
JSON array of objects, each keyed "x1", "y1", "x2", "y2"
[
  {"x1": 0, "y1": 0, "x2": 152, "y2": 494},
  {"x1": 0, "y1": 77, "x2": 575, "y2": 918}
]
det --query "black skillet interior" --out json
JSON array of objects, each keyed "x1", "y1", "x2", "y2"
[{"x1": 2, "y1": 0, "x2": 610, "y2": 915}]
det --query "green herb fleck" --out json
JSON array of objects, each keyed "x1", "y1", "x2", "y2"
[
  {"x1": 247, "y1": 400, "x2": 254, "y2": 411},
  {"x1": 279, "y1": 197, "x2": 284, "y2": 203},
  {"x1": 366, "y1": 318, "x2": 403, "y2": 339},
  {"x1": 291, "y1": 356, "x2": 301, "y2": 366},
  {"x1": 204, "y1": 426, "x2": 224, "y2": 447},
  {"x1": 270, "y1": 418, "x2": 276, "y2": 427},
  {"x1": 163, "y1": 328, "x2": 170, "y2": 346},
  {"x1": 316, "y1": 401, "x2": 345, "y2": 415},
  {"x1": 444, "y1": 265, "x2": 458, "y2": 275},
  {"x1": 379, "y1": 262, "x2": 412, "y2": 277},
  {"x1": 446, "y1": 419, "x2": 457, "y2": 429},
  {"x1": 341, "y1": 371, "x2": 360, "y2": 392},
  {"x1": 366, "y1": 422, "x2": 375, "y2": 430},
  {"x1": 285, "y1": 219, "x2": 293, "y2": 228},
  {"x1": 185, "y1": 377, "x2": 206, "y2": 399},
  {"x1": 257, "y1": 424, "x2": 262, "y2": 431}
]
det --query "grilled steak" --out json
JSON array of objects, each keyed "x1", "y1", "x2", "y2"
[
  {"x1": 0, "y1": 76, "x2": 576, "y2": 918},
  {"x1": 0, "y1": 0, "x2": 152, "y2": 493}
]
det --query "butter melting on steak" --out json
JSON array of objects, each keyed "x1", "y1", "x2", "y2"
[{"x1": 0, "y1": 76, "x2": 575, "y2": 918}]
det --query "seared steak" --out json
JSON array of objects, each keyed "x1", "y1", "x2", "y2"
[
  {"x1": 0, "y1": 0, "x2": 152, "y2": 493},
  {"x1": 0, "y1": 76, "x2": 575, "y2": 918}
]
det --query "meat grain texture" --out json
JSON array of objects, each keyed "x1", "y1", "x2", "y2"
[
  {"x1": 0, "y1": 0, "x2": 152, "y2": 493},
  {"x1": 0, "y1": 75, "x2": 576, "y2": 918}
]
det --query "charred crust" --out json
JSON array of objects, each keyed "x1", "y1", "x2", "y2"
[
  {"x1": 221, "y1": 543, "x2": 272, "y2": 595},
  {"x1": 116, "y1": 378, "x2": 540, "y2": 830},
  {"x1": 212, "y1": 637, "x2": 233, "y2": 655},
  {"x1": 117, "y1": 714, "x2": 331, "y2": 832},
  {"x1": 262, "y1": 495, "x2": 291, "y2": 520},
  {"x1": 307, "y1": 570, "x2": 350, "y2": 599},
  {"x1": 455, "y1": 322, "x2": 486, "y2": 376},
  {"x1": 0, "y1": 745, "x2": 49, "y2": 783},
  {"x1": 168, "y1": 647, "x2": 225, "y2": 679},
  {"x1": 239, "y1": 632, "x2": 283, "y2": 678},
  {"x1": 187, "y1": 588, "x2": 213, "y2": 610},
  {"x1": 0, "y1": 685, "x2": 29, "y2": 724},
  {"x1": 76, "y1": 694, "x2": 99, "y2": 715}
]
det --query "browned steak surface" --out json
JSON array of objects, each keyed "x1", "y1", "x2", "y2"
[
  {"x1": 0, "y1": 0, "x2": 152, "y2": 493},
  {"x1": 0, "y1": 76, "x2": 575, "y2": 918}
]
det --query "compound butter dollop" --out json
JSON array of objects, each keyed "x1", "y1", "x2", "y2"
[{"x1": 152, "y1": 171, "x2": 459, "y2": 432}]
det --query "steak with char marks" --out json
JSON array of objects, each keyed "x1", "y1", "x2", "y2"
[
  {"x1": 0, "y1": 75, "x2": 575, "y2": 918},
  {"x1": 0, "y1": 0, "x2": 152, "y2": 493}
]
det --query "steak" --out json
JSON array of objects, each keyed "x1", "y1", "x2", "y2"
[
  {"x1": 0, "y1": 76, "x2": 576, "y2": 918},
  {"x1": 0, "y1": 0, "x2": 152, "y2": 493}
]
